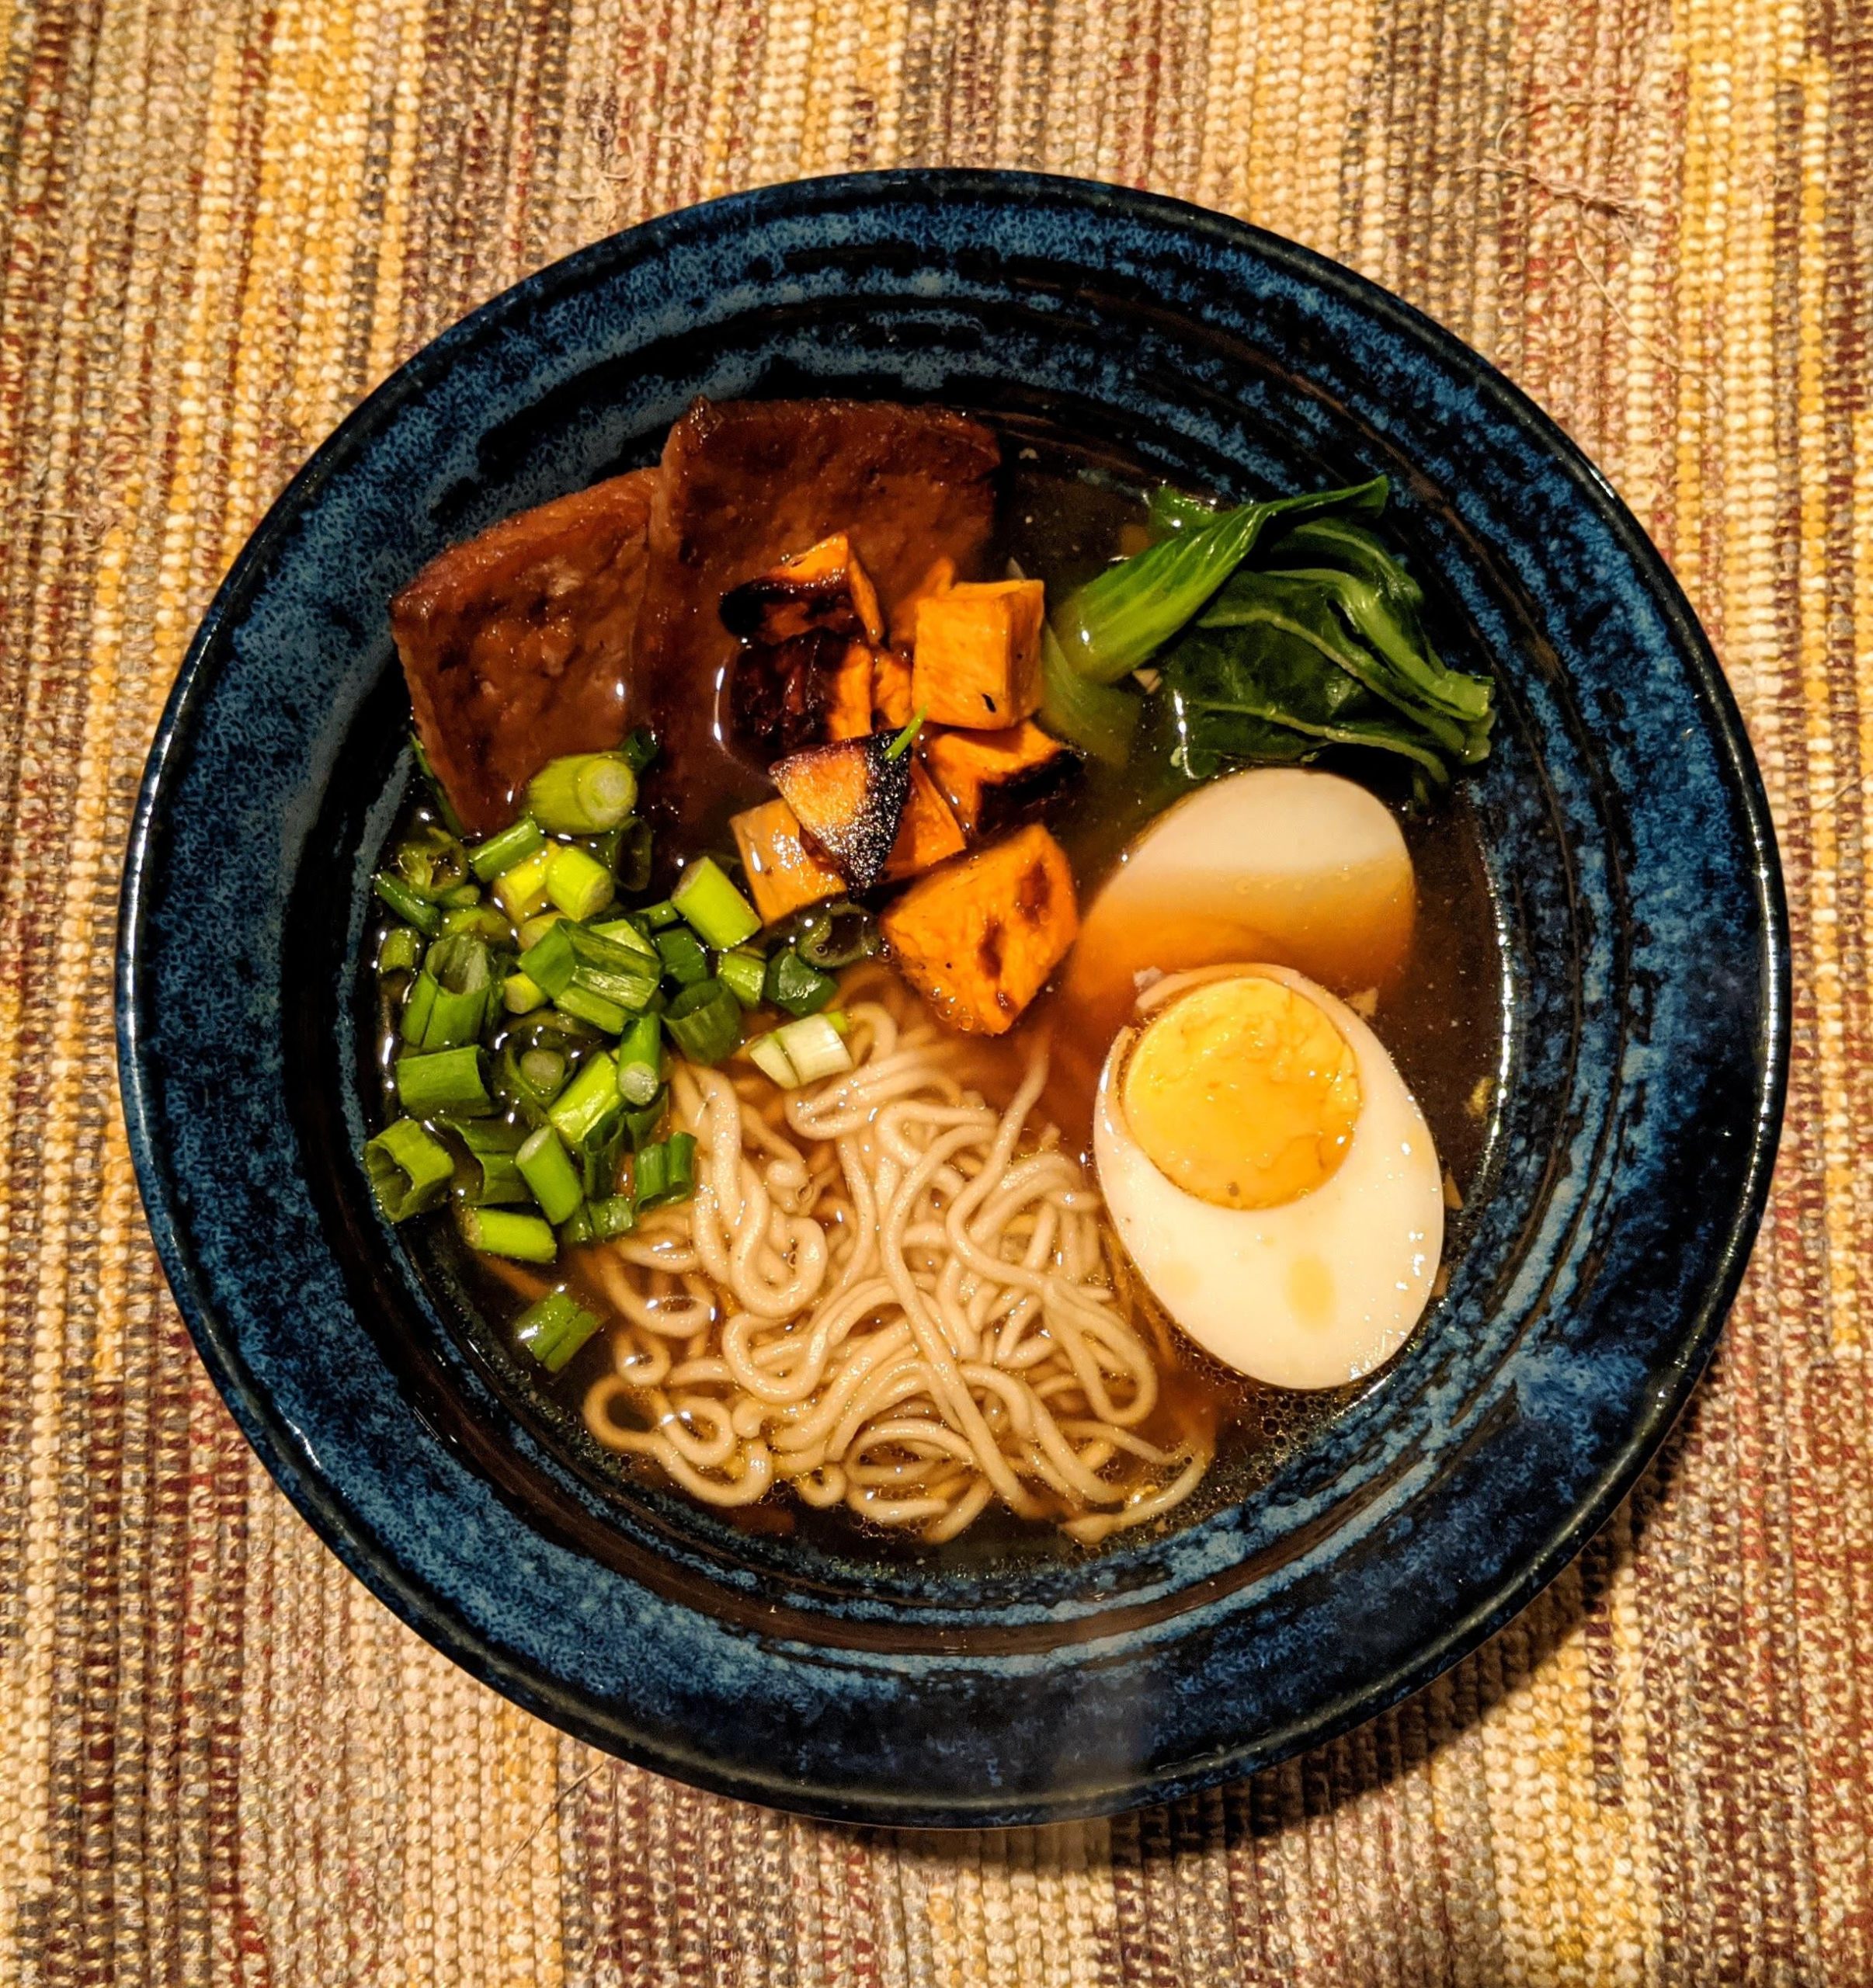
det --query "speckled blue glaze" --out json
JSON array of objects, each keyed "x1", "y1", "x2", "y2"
[{"x1": 117, "y1": 173, "x2": 1786, "y2": 1825}]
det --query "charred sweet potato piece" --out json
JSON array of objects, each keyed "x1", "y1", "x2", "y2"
[
  {"x1": 889, "y1": 556, "x2": 956, "y2": 647},
  {"x1": 392, "y1": 470, "x2": 655, "y2": 835},
  {"x1": 720, "y1": 533, "x2": 886, "y2": 648},
  {"x1": 639, "y1": 399, "x2": 1000, "y2": 830},
  {"x1": 881, "y1": 825, "x2": 1079, "y2": 1035},
  {"x1": 881, "y1": 763, "x2": 968, "y2": 883},
  {"x1": 771, "y1": 733, "x2": 911, "y2": 891},
  {"x1": 871, "y1": 648, "x2": 915, "y2": 729},
  {"x1": 922, "y1": 721, "x2": 1080, "y2": 837},
  {"x1": 731, "y1": 798, "x2": 846, "y2": 926},
  {"x1": 910, "y1": 579, "x2": 1047, "y2": 729},
  {"x1": 824, "y1": 641, "x2": 877, "y2": 742}
]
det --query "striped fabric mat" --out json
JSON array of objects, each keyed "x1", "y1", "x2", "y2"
[{"x1": 2, "y1": 0, "x2": 1868, "y2": 1977}]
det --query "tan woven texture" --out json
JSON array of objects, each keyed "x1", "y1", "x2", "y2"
[{"x1": 2, "y1": 0, "x2": 1868, "y2": 1976}]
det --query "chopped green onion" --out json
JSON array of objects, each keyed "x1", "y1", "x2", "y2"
[
  {"x1": 654, "y1": 924, "x2": 710, "y2": 987},
  {"x1": 1038, "y1": 622, "x2": 1141, "y2": 768},
  {"x1": 409, "y1": 732, "x2": 467, "y2": 838},
  {"x1": 663, "y1": 979, "x2": 742, "y2": 1065},
  {"x1": 791, "y1": 901, "x2": 880, "y2": 971},
  {"x1": 672, "y1": 857, "x2": 761, "y2": 950},
  {"x1": 516, "y1": 910, "x2": 562, "y2": 952},
  {"x1": 469, "y1": 816, "x2": 545, "y2": 881},
  {"x1": 494, "y1": 1024, "x2": 585, "y2": 1123},
  {"x1": 715, "y1": 946, "x2": 767, "y2": 1009},
  {"x1": 884, "y1": 706, "x2": 927, "y2": 760},
  {"x1": 503, "y1": 971, "x2": 547, "y2": 1015},
  {"x1": 412, "y1": 935, "x2": 495, "y2": 1049},
  {"x1": 400, "y1": 972, "x2": 437, "y2": 1045},
  {"x1": 614, "y1": 1013, "x2": 664, "y2": 1106},
  {"x1": 378, "y1": 926, "x2": 424, "y2": 975},
  {"x1": 776, "y1": 1013, "x2": 854, "y2": 1083},
  {"x1": 746, "y1": 1031, "x2": 798, "y2": 1089},
  {"x1": 588, "y1": 1194, "x2": 637, "y2": 1241},
  {"x1": 438, "y1": 881, "x2": 482, "y2": 909},
  {"x1": 545, "y1": 845, "x2": 616, "y2": 922},
  {"x1": 515, "y1": 1288, "x2": 584, "y2": 1360},
  {"x1": 492, "y1": 845, "x2": 555, "y2": 922},
  {"x1": 634, "y1": 1131, "x2": 697, "y2": 1209},
  {"x1": 763, "y1": 947, "x2": 837, "y2": 1016},
  {"x1": 440, "y1": 903, "x2": 513, "y2": 944},
  {"x1": 393, "y1": 822, "x2": 471, "y2": 900},
  {"x1": 457, "y1": 1206, "x2": 558, "y2": 1263},
  {"x1": 518, "y1": 918, "x2": 577, "y2": 996},
  {"x1": 374, "y1": 873, "x2": 441, "y2": 935},
  {"x1": 555, "y1": 983, "x2": 631, "y2": 1034},
  {"x1": 454, "y1": 1120, "x2": 530, "y2": 1206},
  {"x1": 825, "y1": 1008, "x2": 850, "y2": 1036},
  {"x1": 601, "y1": 818, "x2": 654, "y2": 894},
  {"x1": 623, "y1": 1090, "x2": 667, "y2": 1151},
  {"x1": 394, "y1": 1045, "x2": 493, "y2": 1117},
  {"x1": 547, "y1": 1050, "x2": 621, "y2": 1145},
  {"x1": 558, "y1": 1206, "x2": 595, "y2": 1246},
  {"x1": 525, "y1": 752, "x2": 638, "y2": 835},
  {"x1": 617, "y1": 728, "x2": 660, "y2": 773},
  {"x1": 586, "y1": 915, "x2": 659, "y2": 964},
  {"x1": 577, "y1": 1116, "x2": 626, "y2": 1201},
  {"x1": 517, "y1": 1125, "x2": 584, "y2": 1225},
  {"x1": 363, "y1": 1118, "x2": 453, "y2": 1221},
  {"x1": 638, "y1": 898, "x2": 682, "y2": 930}
]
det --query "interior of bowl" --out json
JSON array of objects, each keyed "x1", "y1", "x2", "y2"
[{"x1": 120, "y1": 173, "x2": 1784, "y2": 1819}]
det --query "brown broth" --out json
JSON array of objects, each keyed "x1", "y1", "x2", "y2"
[{"x1": 376, "y1": 426, "x2": 1505, "y2": 1554}]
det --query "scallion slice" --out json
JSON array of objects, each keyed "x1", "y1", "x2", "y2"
[
  {"x1": 547, "y1": 1050, "x2": 621, "y2": 1146},
  {"x1": 525, "y1": 752, "x2": 638, "y2": 835},
  {"x1": 374, "y1": 873, "x2": 441, "y2": 935},
  {"x1": 554, "y1": 983, "x2": 628, "y2": 1034},
  {"x1": 763, "y1": 947, "x2": 837, "y2": 1017},
  {"x1": 412, "y1": 935, "x2": 496, "y2": 1049},
  {"x1": 363, "y1": 1118, "x2": 453, "y2": 1221},
  {"x1": 791, "y1": 902, "x2": 881, "y2": 971},
  {"x1": 775, "y1": 1013, "x2": 853, "y2": 1083},
  {"x1": 503, "y1": 971, "x2": 547, "y2": 1015},
  {"x1": 516, "y1": 1125, "x2": 584, "y2": 1225},
  {"x1": 457, "y1": 1206, "x2": 558, "y2": 1263},
  {"x1": 617, "y1": 728, "x2": 659, "y2": 773},
  {"x1": 604, "y1": 818, "x2": 654, "y2": 894},
  {"x1": 746, "y1": 1032, "x2": 798, "y2": 1089},
  {"x1": 672, "y1": 857, "x2": 761, "y2": 951},
  {"x1": 513, "y1": 1288, "x2": 602, "y2": 1373},
  {"x1": 469, "y1": 815, "x2": 545, "y2": 881},
  {"x1": 378, "y1": 926, "x2": 424, "y2": 976},
  {"x1": 588, "y1": 1194, "x2": 637, "y2": 1241},
  {"x1": 638, "y1": 898, "x2": 682, "y2": 930},
  {"x1": 586, "y1": 914, "x2": 659, "y2": 964},
  {"x1": 654, "y1": 924, "x2": 710, "y2": 988},
  {"x1": 663, "y1": 979, "x2": 742, "y2": 1065},
  {"x1": 614, "y1": 1013, "x2": 664, "y2": 1107},
  {"x1": 715, "y1": 946, "x2": 767, "y2": 1010},
  {"x1": 634, "y1": 1131, "x2": 697, "y2": 1209},
  {"x1": 394, "y1": 1045, "x2": 492, "y2": 1117},
  {"x1": 545, "y1": 845, "x2": 617, "y2": 922},
  {"x1": 409, "y1": 732, "x2": 466, "y2": 838},
  {"x1": 623, "y1": 1090, "x2": 667, "y2": 1152}
]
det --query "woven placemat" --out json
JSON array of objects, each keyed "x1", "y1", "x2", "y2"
[{"x1": 2, "y1": 0, "x2": 1867, "y2": 1977}]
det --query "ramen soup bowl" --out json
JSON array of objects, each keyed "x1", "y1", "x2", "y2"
[{"x1": 117, "y1": 172, "x2": 1786, "y2": 1826}]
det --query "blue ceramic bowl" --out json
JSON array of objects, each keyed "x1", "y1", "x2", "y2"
[{"x1": 117, "y1": 172, "x2": 1787, "y2": 1826}]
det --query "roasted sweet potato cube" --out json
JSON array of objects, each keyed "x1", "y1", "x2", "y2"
[
  {"x1": 871, "y1": 648, "x2": 915, "y2": 728},
  {"x1": 881, "y1": 825, "x2": 1079, "y2": 1035},
  {"x1": 731, "y1": 799, "x2": 846, "y2": 926},
  {"x1": 922, "y1": 721, "x2": 1080, "y2": 837},
  {"x1": 889, "y1": 556, "x2": 956, "y2": 647},
  {"x1": 771, "y1": 734, "x2": 910, "y2": 892},
  {"x1": 824, "y1": 641, "x2": 876, "y2": 742},
  {"x1": 720, "y1": 533, "x2": 885, "y2": 648},
  {"x1": 911, "y1": 579, "x2": 1046, "y2": 728},
  {"x1": 881, "y1": 763, "x2": 968, "y2": 883}
]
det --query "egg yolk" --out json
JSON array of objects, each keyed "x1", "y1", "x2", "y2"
[{"x1": 1121, "y1": 975, "x2": 1362, "y2": 1209}]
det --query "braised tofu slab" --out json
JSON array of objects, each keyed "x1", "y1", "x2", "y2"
[
  {"x1": 392, "y1": 470, "x2": 656, "y2": 835},
  {"x1": 881, "y1": 825, "x2": 1079, "y2": 1034},
  {"x1": 922, "y1": 721, "x2": 1081, "y2": 836}
]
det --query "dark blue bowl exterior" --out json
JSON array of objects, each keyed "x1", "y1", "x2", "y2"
[{"x1": 117, "y1": 172, "x2": 1786, "y2": 1826}]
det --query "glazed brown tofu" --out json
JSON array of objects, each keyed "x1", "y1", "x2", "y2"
[
  {"x1": 638, "y1": 399, "x2": 1000, "y2": 829},
  {"x1": 391, "y1": 470, "x2": 656, "y2": 836},
  {"x1": 922, "y1": 721, "x2": 1080, "y2": 836},
  {"x1": 909, "y1": 579, "x2": 1046, "y2": 729},
  {"x1": 770, "y1": 733, "x2": 911, "y2": 891},
  {"x1": 881, "y1": 825, "x2": 1079, "y2": 1034}
]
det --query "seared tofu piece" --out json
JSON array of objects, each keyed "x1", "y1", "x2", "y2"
[
  {"x1": 392, "y1": 470, "x2": 655, "y2": 835},
  {"x1": 911, "y1": 579, "x2": 1046, "y2": 729},
  {"x1": 720, "y1": 533, "x2": 886, "y2": 648},
  {"x1": 881, "y1": 763, "x2": 968, "y2": 883},
  {"x1": 922, "y1": 721, "x2": 1080, "y2": 836},
  {"x1": 871, "y1": 648, "x2": 915, "y2": 728},
  {"x1": 771, "y1": 733, "x2": 910, "y2": 891},
  {"x1": 881, "y1": 825, "x2": 1079, "y2": 1034},
  {"x1": 824, "y1": 641, "x2": 877, "y2": 741},
  {"x1": 889, "y1": 555, "x2": 956, "y2": 647},
  {"x1": 731, "y1": 799, "x2": 846, "y2": 926},
  {"x1": 639, "y1": 399, "x2": 1000, "y2": 831}
]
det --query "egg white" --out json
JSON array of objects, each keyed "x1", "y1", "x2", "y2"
[{"x1": 1093, "y1": 964, "x2": 1444, "y2": 1390}]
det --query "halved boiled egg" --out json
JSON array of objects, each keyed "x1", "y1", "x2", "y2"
[{"x1": 1093, "y1": 963, "x2": 1443, "y2": 1389}]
